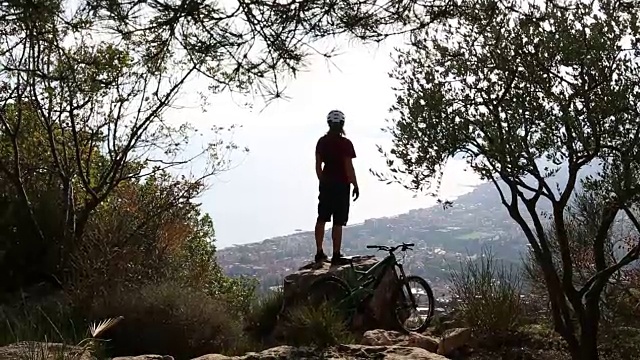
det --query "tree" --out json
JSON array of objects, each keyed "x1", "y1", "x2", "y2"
[
  {"x1": 522, "y1": 191, "x2": 640, "y2": 328},
  {"x1": 66, "y1": 169, "x2": 256, "y2": 311},
  {"x1": 0, "y1": 0, "x2": 461, "y2": 289},
  {"x1": 376, "y1": 0, "x2": 640, "y2": 359}
]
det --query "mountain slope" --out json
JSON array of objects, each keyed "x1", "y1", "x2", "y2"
[
  {"x1": 217, "y1": 180, "x2": 535, "y2": 294},
  {"x1": 217, "y1": 163, "x2": 607, "y2": 294}
]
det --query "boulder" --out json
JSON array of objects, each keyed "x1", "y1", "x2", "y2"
[
  {"x1": 281, "y1": 255, "x2": 408, "y2": 331},
  {"x1": 192, "y1": 344, "x2": 449, "y2": 360},
  {"x1": 437, "y1": 327, "x2": 472, "y2": 356},
  {"x1": 361, "y1": 329, "x2": 439, "y2": 353},
  {"x1": 0, "y1": 342, "x2": 94, "y2": 360},
  {"x1": 282, "y1": 255, "x2": 377, "y2": 302},
  {"x1": 113, "y1": 356, "x2": 175, "y2": 360}
]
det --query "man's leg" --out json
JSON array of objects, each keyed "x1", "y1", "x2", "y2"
[
  {"x1": 315, "y1": 220, "x2": 326, "y2": 254},
  {"x1": 331, "y1": 183, "x2": 351, "y2": 263},
  {"x1": 331, "y1": 225, "x2": 343, "y2": 257},
  {"x1": 315, "y1": 183, "x2": 331, "y2": 262}
]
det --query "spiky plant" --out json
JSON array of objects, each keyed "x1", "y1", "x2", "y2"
[{"x1": 76, "y1": 316, "x2": 124, "y2": 353}]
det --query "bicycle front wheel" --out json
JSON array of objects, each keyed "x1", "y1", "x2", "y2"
[
  {"x1": 307, "y1": 275, "x2": 351, "y2": 308},
  {"x1": 393, "y1": 275, "x2": 435, "y2": 333}
]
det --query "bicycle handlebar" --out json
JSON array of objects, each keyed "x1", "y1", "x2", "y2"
[{"x1": 366, "y1": 243, "x2": 415, "y2": 253}]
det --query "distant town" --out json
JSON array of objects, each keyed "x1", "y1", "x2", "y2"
[{"x1": 217, "y1": 181, "x2": 538, "y2": 298}]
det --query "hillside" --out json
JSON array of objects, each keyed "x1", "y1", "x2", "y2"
[{"x1": 217, "y1": 180, "x2": 547, "y2": 296}]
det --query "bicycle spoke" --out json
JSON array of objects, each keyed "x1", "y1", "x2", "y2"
[{"x1": 394, "y1": 276, "x2": 435, "y2": 332}]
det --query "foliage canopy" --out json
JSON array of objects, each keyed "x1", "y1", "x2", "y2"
[{"x1": 379, "y1": 1, "x2": 640, "y2": 359}]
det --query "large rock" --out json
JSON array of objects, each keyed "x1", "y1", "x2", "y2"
[
  {"x1": 113, "y1": 356, "x2": 175, "y2": 360},
  {"x1": 361, "y1": 329, "x2": 439, "y2": 353},
  {"x1": 437, "y1": 327, "x2": 472, "y2": 356},
  {"x1": 193, "y1": 344, "x2": 449, "y2": 360},
  {"x1": 281, "y1": 255, "x2": 408, "y2": 331},
  {"x1": 0, "y1": 342, "x2": 94, "y2": 360}
]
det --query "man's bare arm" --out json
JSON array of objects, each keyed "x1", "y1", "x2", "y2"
[
  {"x1": 346, "y1": 158, "x2": 358, "y2": 187},
  {"x1": 315, "y1": 152, "x2": 323, "y2": 181}
]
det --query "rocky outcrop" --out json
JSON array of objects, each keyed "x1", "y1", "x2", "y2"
[
  {"x1": 0, "y1": 342, "x2": 94, "y2": 360},
  {"x1": 113, "y1": 356, "x2": 175, "y2": 360},
  {"x1": 193, "y1": 344, "x2": 449, "y2": 360},
  {"x1": 361, "y1": 329, "x2": 439, "y2": 353},
  {"x1": 361, "y1": 328, "x2": 473, "y2": 357},
  {"x1": 281, "y1": 255, "x2": 408, "y2": 331},
  {"x1": 0, "y1": 330, "x2": 468, "y2": 360},
  {"x1": 106, "y1": 329, "x2": 473, "y2": 360}
]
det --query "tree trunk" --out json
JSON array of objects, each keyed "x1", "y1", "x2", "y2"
[
  {"x1": 575, "y1": 295, "x2": 601, "y2": 360},
  {"x1": 576, "y1": 337, "x2": 599, "y2": 360},
  {"x1": 563, "y1": 317, "x2": 599, "y2": 360}
]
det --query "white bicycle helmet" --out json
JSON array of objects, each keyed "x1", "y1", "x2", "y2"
[{"x1": 327, "y1": 110, "x2": 345, "y2": 123}]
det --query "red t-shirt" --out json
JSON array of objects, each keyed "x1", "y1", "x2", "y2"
[{"x1": 316, "y1": 133, "x2": 356, "y2": 184}]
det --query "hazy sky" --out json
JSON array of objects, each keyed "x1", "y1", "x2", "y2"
[{"x1": 165, "y1": 38, "x2": 483, "y2": 248}]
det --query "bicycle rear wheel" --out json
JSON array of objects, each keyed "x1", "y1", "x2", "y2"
[
  {"x1": 307, "y1": 275, "x2": 351, "y2": 308},
  {"x1": 393, "y1": 275, "x2": 435, "y2": 333}
]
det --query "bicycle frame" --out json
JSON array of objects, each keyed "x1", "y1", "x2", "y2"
[
  {"x1": 345, "y1": 251, "x2": 409, "y2": 301},
  {"x1": 309, "y1": 244, "x2": 434, "y2": 333},
  {"x1": 310, "y1": 244, "x2": 430, "y2": 331}
]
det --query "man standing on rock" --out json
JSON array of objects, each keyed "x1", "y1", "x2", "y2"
[{"x1": 314, "y1": 109, "x2": 360, "y2": 264}]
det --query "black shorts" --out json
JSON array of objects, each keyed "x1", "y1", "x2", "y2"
[{"x1": 317, "y1": 181, "x2": 351, "y2": 226}]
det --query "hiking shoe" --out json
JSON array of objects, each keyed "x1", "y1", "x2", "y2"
[
  {"x1": 315, "y1": 252, "x2": 328, "y2": 263},
  {"x1": 331, "y1": 253, "x2": 346, "y2": 265}
]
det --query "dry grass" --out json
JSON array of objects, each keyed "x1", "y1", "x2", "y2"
[
  {"x1": 280, "y1": 302, "x2": 356, "y2": 348},
  {"x1": 449, "y1": 247, "x2": 525, "y2": 335},
  {"x1": 244, "y1": 289, "x2": 285, "y2": 345},
  {"x1": 4, "y1": 316, "x2": 123, "y2": 360}
]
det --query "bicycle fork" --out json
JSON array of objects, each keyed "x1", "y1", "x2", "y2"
[{"x1": 396, "y1": 265, "x2": 419, "y2": 308}]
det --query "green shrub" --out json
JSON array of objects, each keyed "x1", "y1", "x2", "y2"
[
  {"x1": 280, "y1": 302, "x2": 355, "y2": 348},
  {"x1": 449, "y1": 246, "x2": 524, "y2": 335},
  {"x1": 244, "y1": 289, "x2": 284, "y2": 344},
  {"x1": 89, "y1": 282, "x2": 247, "y2": 359},
  {"x1": 202, "y1": 268, "x2": 258, "y2": 319}
]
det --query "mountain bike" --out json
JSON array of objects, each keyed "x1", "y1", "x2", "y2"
[{"x1": 306, "y1": 242, "x2": 435, "y2": 333}]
